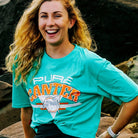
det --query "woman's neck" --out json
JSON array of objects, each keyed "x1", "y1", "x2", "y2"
[{"x1": 45, "y1": 42, "x2": 75, "y2": 59}]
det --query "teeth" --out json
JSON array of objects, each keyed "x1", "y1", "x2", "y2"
[{"x1": 47, "y1": 30, "x2": 58, "y2": 34}]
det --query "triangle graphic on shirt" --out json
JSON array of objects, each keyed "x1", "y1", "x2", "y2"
[{"x1": 39, "y1": 95, "x2": 62, "y2": 118}]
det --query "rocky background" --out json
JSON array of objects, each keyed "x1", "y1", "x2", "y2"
[{"x1": 0, "y1": 0, "x2": 138, "y2": 137}]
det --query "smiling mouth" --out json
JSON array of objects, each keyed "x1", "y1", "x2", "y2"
[{"x1": 46, "y1": 29, "x2": 59, "y2": 34}]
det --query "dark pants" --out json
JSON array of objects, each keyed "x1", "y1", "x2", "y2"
[{"x1": 34, "y1": 123, "x2": 78, "y2": 138}]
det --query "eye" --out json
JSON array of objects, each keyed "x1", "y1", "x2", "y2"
[
  {"x1": 39, "y1": 13, "x2": 48, "y2": 18},
  {"x1": 54, "y1": 14, "x2": 61, "y2": 18},
  {"x1": 41, "y1": 15, "x2": 48, "y2": 18}
]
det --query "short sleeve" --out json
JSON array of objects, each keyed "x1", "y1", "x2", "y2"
[
  {"x1": 97, "y1": 61, "x2": 138, "y2": 105},
  {"x1": 12, "y1": 74, "x2": 31, "y2": 108}
]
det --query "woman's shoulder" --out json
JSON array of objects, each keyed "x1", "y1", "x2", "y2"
[{"x1": 75, "y1": 44, "x2": 106, "y2": 65}]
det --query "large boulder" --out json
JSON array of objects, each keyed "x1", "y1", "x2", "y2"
[
  {"x1": 0, "y1": 81, "x2": 12, "y2": 109},
  {"x1": 0, "y1": 0, "x2": 32, "y2": 66},
  {"x1": 116, "y1": 56, "x2": 134, "y2": 74},
  {"x1": 0, "y1": 67, "x2": 12, "y2": 109},
  {"x1": 0, "y1": 0, "x2": 11, "y2": 6},
  {"x1": 0, "y1": 67, "x2": 7, "y2": 75},
  {"x1": 76, "y1": 0, "x2": 138, "y2": 65},
  {"x1": 0, "y1": 104, "x2": 20, "y2": 131},
  {"x1": 0, "y1": 121, "x2": 23, "y2": 138},
  {"x1": 128, "y1": 55, "x2": 138, "y2": 85},
  {"x1": 0, "y1": 72, "x2": 12, "y2": 85},
  {"x1": 97, "y1": 117, "x2": 138, "y2": 138}
]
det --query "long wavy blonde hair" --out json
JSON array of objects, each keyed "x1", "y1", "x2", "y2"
[{"x1": 6, "y1": 0, "x2": 96, "y2": 84}]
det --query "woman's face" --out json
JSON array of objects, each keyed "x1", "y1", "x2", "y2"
[{"x1": 38, "y1": 0, "x2": 74, "y2": 47}]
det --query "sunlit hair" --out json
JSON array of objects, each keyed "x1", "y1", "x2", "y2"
[{"x1": 6, "y1": 0, "x2": 96, "y2": 84}]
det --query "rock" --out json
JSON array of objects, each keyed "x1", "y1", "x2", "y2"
[
  {"x1": 0, "y1": 135, "x2": 8, "y2": 138},
  {"x1": 116, "y1": 56, "x2": 134, "y2": 74},
  {"x1": 116, "y1": 55, "x2": 138, "y2": 84},
  {"x1": 0, "y1": 0, "x2": 11, "y2": 6},
  {"x1": 126, "y1": 122, "x2": 138, "y2": 134},
  {"x1": 0, "y1": 0, "x2": 32, "y2": 67},
  {"x1": 128, "y1": 55, "x2": 138, "y2": 85},
  {"x1": 0, "y1": 69, "x2": 19, "y2": 131},
  {"x1": 101, "y1": 97, "x2": 119, "y2": 117},
  {"x1": 0, "y1": 117, "x2": 137, "y2": 138},
  {"x1": 76, "y1": 0, "x2": 138, "y2": 65},
  {"x1": 0, "y1": 122, "x2": 24, "y2": 138},
  {"x1": 0, "y1": 67, "x2": 12, "y2": 109},
  {"x1": 97, "y1": 116, "x2": 115, "y2": 135},
  {"x1": 0, "y1": 81, "x2": 12, "y2": 109},
  {"x1": 109, "y1": 0, "x2": 138, "y2": 8},
  {"x1": 0, "y1": 81, "x2": 12, "y2": 90},
  {"x1": 0, "y1": 67, "x2": 7, "y2": 75},
  {"x1": 135, "y1": 134, "x2": 138, "y2": 138},
  {"x1": 0, "y1": 72, "x2": 12, "y2": 85},
  {"x1": 97, "y1": 117, "x2": 138, "y2": 138},
  {"x1": 0, "y1": 103, "x2": 20, "y2": 131}
]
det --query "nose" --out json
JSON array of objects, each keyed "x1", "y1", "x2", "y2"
[{"x1": 46, "y1": 16, "x2": 55, "y2": 26}]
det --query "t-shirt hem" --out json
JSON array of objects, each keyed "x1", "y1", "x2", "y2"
[
  {"x1": 123, "y1": 94, "x2": 138, "y2": 103},
  {"x1": 12, "y1": 104, "x2": 31, "y2": 108}
]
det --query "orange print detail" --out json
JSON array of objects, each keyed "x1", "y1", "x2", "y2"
[
  {"x1": 42, "y1": 84, "x2": 52, "y2": 95},
  {"x1": 36, "y1": 103, "x2": 43, "y2": 105},
  {"x1": 28, "y1": 83, "x2": 80, "y2": 102},
  {"x1": 53, "y1": 83, "x2": 62, "y2": 95},
  {"x1": 36, "y1": 102, "x2": 68, "y2": 110},
  {"x1": 68, "y1": 89, "x2": 80, "y2": 102},
  {"x1": 59, "y1": 108, "x2": 66, "y2": 110},
  {"x1": 60, "y1": 84, "x2": 71, "y2": 98},
  {"x1": 28, "y1": 89, "x2": 34, "y2": 102},
  {"x1": 34, "y1": 85, "x2": 41, "y2": 98}
]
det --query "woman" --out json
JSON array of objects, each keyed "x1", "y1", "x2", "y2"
[{"x1": 6, "y1": 0, "x2": 138, "y2": 138}]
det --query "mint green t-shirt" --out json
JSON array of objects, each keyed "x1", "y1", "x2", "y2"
[{"x1": 12, "y1": 45, "x2": 138, "y2": 138}]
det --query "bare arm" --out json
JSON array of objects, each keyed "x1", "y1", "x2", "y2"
[
  {"x1": 99, "y1": 96, "x2": 138, "y2": 138},
  {"x1": 21, "y1": 107, "x2": 36, "y2": 138}
]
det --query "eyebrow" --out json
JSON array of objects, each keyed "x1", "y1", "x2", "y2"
[{"x1": 39, "y1": 11, "x2": 62, "y2": 15}]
